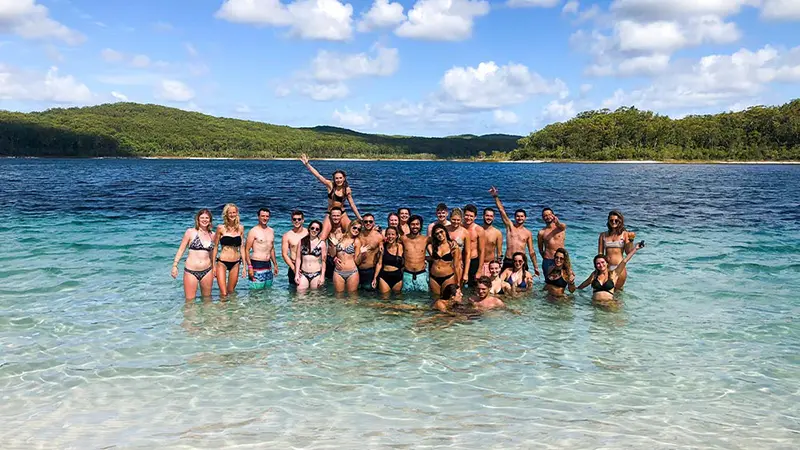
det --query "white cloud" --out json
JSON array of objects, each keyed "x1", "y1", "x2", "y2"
[
  {"x1": 357, "y1": 0, "x2": 405, "y2": 32},
  {"x1": 101, "y1": 49, "x2": 154, "y2": 68},
  {"x1": 395, "y1": 0, "x2": 489, "y2": 41},
  {"x1": 542, "y1": 100, "x2": 576, "y2": 122},
  {"x1": 507, "y1": 0, "x2": 561, "y2": 7},
  {"x1": 615, "y1": 16, "x2": 739, "y2": 54},
  {"x1": 298, "y1": 81, "x2": 349, "y2": 100},
  {"x1": 440, "y1": 61, "x2": 566, "y2": 109},
  {"x1": 215, "y1": 0, "x2": 354, "y2": 41},
  {"x1": 0, "y1": 65, "x2": 93, "y2": 102},
  {"x1": 602, "y1": 45, "x2": 800, "y2": 111},
  {"x1": 111, "y1": 91, "x2": 128, "y2": 102},
  {"x1": 311, "y1": 45, "x2": 398, "y2": 82},
  {"x1": 617, "y1": 53, "x2": 671, "y2": 76},
  {"x1": 130, "y1": 55, "x2": 151, "y2": 68},
  {"x1": 493, "y1": 109, "x2": 519, "y2": 125},
  {"x1": 156, "y1": 79, "x2": 195, "y2": 102},
  {"x1": 0, "y1": 0, "x2": 84, "y2": 45},
  {"x1": 562, "y1": 0, "x2": 579, "y2": 14},
  {"x1": 761, "y1": 0, "x2": 800, "y2": 20},
  {"x1": 610, "y1": 0, "x2": 755, "y2": 20},
  {"x1": 332, "y1": 105, "x2": 376, "y2": 128},
  {"x1": 579, "y1": 83, "x2": 593, "y2": 94},
  {"x1": 101, "y1": 48, "x2": 124, "y2": 63}
]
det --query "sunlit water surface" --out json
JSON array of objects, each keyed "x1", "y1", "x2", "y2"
[{"x1": 1, "y1": 159, "x2": 798, "y2": 449}]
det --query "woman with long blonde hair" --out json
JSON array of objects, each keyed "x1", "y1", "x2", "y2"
[
  {"x1": 212, "y1": 203, "x2": 246, "y2": 297},
  {"x1": 171, "y1": 209, "x2": 215, "y2": 300}
]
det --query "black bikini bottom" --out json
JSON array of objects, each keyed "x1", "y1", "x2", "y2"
[
  {"x1": 185, "y1": 266, "x2": 212, "y2": 281},
  {"x1": 378, "y1": 269, "x2": 403, "y2": 288},
  {"x1": 217, "y1": 259, "x2": 240, "y2": 271},
  {"x1": 430, "y1": 272, "x2": 455, "y2": 286}
]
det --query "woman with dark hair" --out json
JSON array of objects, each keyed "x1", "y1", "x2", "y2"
[
  {"x1": 373, "y1": 226, "x2": 404, "y2": 294},
  {"x1": 212, "y1": 203, "x2": 246, "y2": 297},
  {"x1": 486, "y1": 260, "x2": 511, "y2": 295},
  {"x1": 544, "y1": 248, "x2": 576, "y2": 297},
  {"x1": 499, "y1": 252, "x2": 533, "y2": 291},
  {"x1": 427, "y1": 223, "x2": 461, "y2": 296},
  {"x1": 578, "y1": 241, "x2": 645, "y2": 306},
  {"x1": 171, "y1": 209, "x2": 215, "y2": 300},
  {"x1": 598, "y1": 210, "x2": 637, "y2": 290},
  {"x1": 397, "y1": 207, "x2": 411, "y2": 235},
  {"x1": 300, "y1": 154, "x2": 362, "y2": 239},
  {"x1": 294, "y1": 220, "x2": 327, "y2": 290}
]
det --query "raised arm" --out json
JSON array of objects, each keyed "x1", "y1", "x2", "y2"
[
  {"x1": 345, "y1": 188, "x2": 362, "y2": 221},
  {"x1": 614, "y1": 241, "x2": 645, "y2": 275},
  {"x1": 300, "y1": 154, "x2": 333, "y2": 189},
  {"x1": 489, "y1": 186, "x2": 513, "y2": 229},
  {"x1": 171, "y1": 229, "x2": 192, "y2": 278}
]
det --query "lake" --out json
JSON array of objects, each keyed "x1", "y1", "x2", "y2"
[{"x1": 1, "y1": 159, "x2": 798, "y2": 448}]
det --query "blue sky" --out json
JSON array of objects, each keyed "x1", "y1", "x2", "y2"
[{"x1": 1, "y1": 0, "x2": 799, "y2": 136}]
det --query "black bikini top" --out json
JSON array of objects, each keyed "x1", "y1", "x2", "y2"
[
  {"x1": 328, "y1": 188, "x2": 346, "y2": 203},
  {"x1": 302, "y1": 240, "x2": 323, "y2": 257},
  {"x1": 432, "y1": 248, "x2": 454, "y2": 262},
  {"x1": 545, "y1": 271, "x2": 568, "y2": 288},
  {"x1": 592, "y1": 276, "x2": 615, "y2": 292},
  {"x1": 382, "y1": 248, "x2": 404, "y2": 268},
  {"x1": 219, "y1": 235, "x2": 242, "y2": 247}
]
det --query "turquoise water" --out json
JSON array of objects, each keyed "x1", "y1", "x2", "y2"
[{"x1": 1, "y1": 159, "x2": 799, "y2": 448}]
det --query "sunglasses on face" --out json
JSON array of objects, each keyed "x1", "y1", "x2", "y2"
[
  {"x1": 514, "y1": 259, "x2": 524, "y2": 263},
  {"x1": 309, "y1": 227, "x2": 320, "y2": 231},
  {"x1": 363, "y1": 220, "x2": 374, "y2": 224},
  {"x1": 554, "y1": 256, "x2": 565, "y2": 261},
  {"x1": 292, "y1": 218, "x2": 303, "y2": 222},
  {"x1": 352, "y1": 227, "x2": 362, "y2": 231},
  {"x1": 609, "y1": 219, "x2": 621, "y2": 224}
]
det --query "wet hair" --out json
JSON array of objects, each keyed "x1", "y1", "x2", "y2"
[
  {"x1": 440, "y1": 284, "x2": 460, "y2": 300},
  {"x1": 450, "y1": 207, "x2": 463, "y2": 219},
  {"x1": 542, "y1": 207, "x2": 553, "y2": 215},
  {"x1": 553, "y1": 248, "x2": 573, "y2": 280},
  {"x1": 258, "y1": 208, "x2": 271, "y2": 216},
  {"x1": 436, "y1": 203, "x2": 448, "y2": 212},
  {"x1": 194, "y1": 208, "x2": 213, "y2": 232},
  {"x1": 607, "y1": 210, "x2": 626, "y2": 234},
  {"x1": 514, "y1": 209, "x2": 527, "y2": 217},
  {"x1": 409, "y1": 214, "x2": 423, "y2": 226},
  {"x1": 222, "y1": 203, "x2": 240, "y2": 231},
  {"x1": 476, "y1": 276, "x2": 492, "y2": 289},
  {"x1": 301, "y1": 220, "x2": 323, "y2": 254},
  {"x1": 332, "y1": 170, "x2": 349, "y2": 190},
  {"x1": 291, "y1": 209, "x2": 304, "y2": 218},
  {"x1": 464, "y1": 204, "x2": 478, "y2": 215},
  {"x1": 329, "y1": 206, "x2": 344, "y2": 215},
  {"x1": 483, "y1": 207, "x2": 495, "y2": 215},
  {"x1": 511, "y1": 251, "x2": 529, "y2": 272}
]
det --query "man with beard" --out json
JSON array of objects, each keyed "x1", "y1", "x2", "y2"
[
  {"x1": 462, "y1": 204, "x2": 485, "y2": 287},
  {"x1": 358, "y1": 213, "x2": 384, "y2": 290},
  {"x1": 537, "y1": 207, "x2": 567, "y2": 279},
  {"x1": 281, "y1": 210, "x2": 307, "y2": 287},
  {"x1": 489, "y1": 186, "x2": 540, "y2": 277},
  {"x1": 481, "y1": 207, "x2": 503, "y2": 276},
  {"x1": 402, "y1": 215, "x2": 429, "y2": 291}
]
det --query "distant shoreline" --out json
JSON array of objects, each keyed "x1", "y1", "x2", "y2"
[{"x1": 4, "y1": 156, "x2": 800, "y2": 164}]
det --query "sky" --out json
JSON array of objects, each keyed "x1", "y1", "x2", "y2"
[{"x1": 1, "y1": 0, "x2": 799, "y2": 137}]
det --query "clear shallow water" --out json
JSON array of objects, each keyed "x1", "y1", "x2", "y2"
[{"x1": 1, "y1": 159, "x2": 799, "y2": 449}]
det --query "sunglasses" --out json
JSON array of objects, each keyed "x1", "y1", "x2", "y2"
[
  {"x1": 554, "y1": 256, "x2": 565, "y2": 261},
  {"x1": 514, "y1": 259, "x2": 524, "y2": 263},
  {"x1": 352, "y1": 226, "x2": 362, "y2": 231},
  {"x1": 609, "y1": 219, "x2": 621, "y2": 224},
  {"x1": 292, "y1": 218, "x2": 303, "y2": 222},
  {"x1": 309, "y1": 227, "x2": 320, "y2": 231},
  {"x1": 363, "y1": 220, "x2": 374, "y2": 224}
]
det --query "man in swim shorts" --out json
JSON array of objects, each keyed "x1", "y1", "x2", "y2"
[
  {"x1": 402, "y1": 215, "x2": 429, "y2": 291},
  {"x1": 463, "y1": 204, "x2": 485, "y2": 287},
  {"x1": 246, "y1": 208, "x2": 279, "y2": 289},
  {"x1": 489, "y1": 186, "x2": 540, "y2": 276},
  {"x1": 482, "y1": 207, "x2": 503, "y2": 276},
  {"x1": 281, "y1": 210, "x2": 307, "y2": 286},
  {"x1": 358, "y1": 213, "x2": 384, "y2": 290},
  {"x1": 537, "y1": 207, "x2": 567, "y2": 278}
]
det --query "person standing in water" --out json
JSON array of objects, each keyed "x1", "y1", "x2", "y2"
[
  {"x1": 332, "y1": 220, "x2": 364, "y2": 293},
  {"x1": 428, "y1": 223, "x2": 462, "y2": 296},
  {"x1": 213, "y1": 203, "x2": 246, "y2": 297},
  {"x1": 245, "y1": 208, "x2": 279, "y2": 289},
  {"x1": 537, "y1": 207, "x2": 567, "y2": 279},
  {"x1": 482, "y1": 207, "x2": 503, "y2": 276},
  {"x1": 577, "y1": 241, "x2": 645, "y2": 307},
  {"x1": 294, "y1": 220, "x2": 327, "y2": 291},
  {"x1": 358, "y1": 213, "x2": 384, "y2": 291},
  {"x1": 383, "y1": 212, "x2": 401, "y2": 238},
  {"x1": 397, "y1": 207, "x2": 412, "y2": 236},
  {"x1": 372, "y1": 226, "x2": 405, "y2": 294},
  {"x1": 598, "y1": 210, "x2": 637, "y2": 290},
  {"x1": 543, "y1": 248, "x2": 576, "y2": 297},
  {"x1": 321, "y1": 206, "x2": 347, "y2": 280},
  {"x1": 172, "y1": 209, "x2": 215, "y2": 300},
  {"x1": 299, "y1": 154, "x2": 362, "y2": 239},
  {"x1": 447, "y1": 207, "x2": 471, "y2": 286},
  {"x1": 489, "y1": 186, "x2": 540, "y2": 276},
  {"x1": 427, "y1": 203, "x2": 450, "y2": 236},
  {"x1": 402, "y1": 215, "x2": 430, "y2": 292},
  {"x1": 281, "y1": 210, "x2": 308, "y2": 287},
  {"x1": 463, "y1": 204, "x2": 485, "y2": 287}
]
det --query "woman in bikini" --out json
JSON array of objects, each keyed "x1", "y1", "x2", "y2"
[
  {"x1": 299, "y1": 154, "x2": 362, "y2": 239},
  {"x1": 543, "y1": 248, "x2": 576, "y2": 297},
  {"x1": 372, "y1": 226, "x2": 404, "y2": 294},
  {"x1": 427, "y1": 223, "x2": 462, "y2": 296},
  {"x1": 499, "y1": 252, "x2": 534, "y2": 292},
  {"x1": 447, "y1": 207, "x2": 471, "y2": 285},
  {"x1": 598, "y1": 210, "x2": 637, "y2": 290},
  {"x1": 294, "y1": 220, "x2": 327, "y2": 291},
  {"x1": 212, "y1": 203, "x2": 246, "y2": 297},
  {"x1": 171, "y1": 209, "x2": 215, "y2": 300},
  {"x1": 332, "y1": 219, "x2": 364, "y2": 293},
  {"x1": 486, "y1": 260, "x2": 511, "y2": 295},
  {"x1": 578, "y1": 241, "x2": 645, "y2": 307}
]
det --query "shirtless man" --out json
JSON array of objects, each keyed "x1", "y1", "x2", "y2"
[
  {"x1": 358, "y1": 213, "x2": 384, "y2": 290},
  {"x1": 245, "y1": 208, "x2": 279, "y2": 289},
  {"x1": 402, "y1": 215, "x2": 429, "y2": 291},
  {"x1": 463, "y1": 204, "x2": 485, "y2": 287},
  {"x1": 321, "y1": 206, "x2": 347, "y2": 280},
  {"x1": 537, "y1": 207, "x2": 567, "y2": 278},
  {"x1": 427, "y1": 203, "x2": 450, "y2": 236},
  {"x1": 489, "y1": 186, "x2": 540, "y2": 277},
  {"x1": 281, "y1": 210, "x2": 308, "y2": 287},
  {"x1": 469, "y1": 277, "x2": 505, "y2": 311},
  {"x1": 482, "y1": 207, "x2": 503, "y2": 276},
  {"x1": 397, "y1": 207, "x2": 412, "y2": 236}
]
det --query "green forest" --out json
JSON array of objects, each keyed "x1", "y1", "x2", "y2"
[
  {"x1": 0, "y1": 103, "x2": 519, "y2": 159},
  {"x1": 1, "y1": 100, "x2": 799, "y2": 160},
  {"x1": 511, "y1": 99, "x2": 800, "y2": 161}
]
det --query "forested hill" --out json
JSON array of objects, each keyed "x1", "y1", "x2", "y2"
[
  {"x1": 0, "y1": 103, "x2": 521, "y2": 159},
  {"x1": 512, "y1": 99, "x2": 800, "y2": 161}
]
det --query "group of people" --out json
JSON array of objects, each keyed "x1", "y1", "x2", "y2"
[{"x1": 172, "y1": 155, "x2": 645, "y2": 311}]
